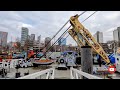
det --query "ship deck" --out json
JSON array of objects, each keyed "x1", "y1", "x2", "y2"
[{"x1": 1, "y1": 63, "x2": 120, "y2": 79}]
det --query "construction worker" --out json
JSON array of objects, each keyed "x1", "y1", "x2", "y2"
[{"x1": 97, "y1": 54, "x2": 102, "y2": 67}]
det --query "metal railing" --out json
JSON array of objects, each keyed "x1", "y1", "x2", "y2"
[
  {"x1": 0, "y1": 62, "x2": 9, "y2": 68},
  {"x1": 70, "y1": 67, "x2": 102, "y2": 79},
  {"x1": 2, "y1": 59, "x2": 23, "y2": 68},
  {"x1": 17, "y1": 68, "x2": 55, "y2": 79}
]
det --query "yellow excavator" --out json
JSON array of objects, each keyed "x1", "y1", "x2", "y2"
[{"x1": 68, "y1": 14, "x2": 113, "y2": 67}]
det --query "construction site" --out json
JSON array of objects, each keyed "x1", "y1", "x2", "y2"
[{"x1": 0, "y1": 11, "x2": 120, "y2": 79}]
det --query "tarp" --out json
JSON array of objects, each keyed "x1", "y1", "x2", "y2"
[
  {"x1": 97, "y1": 54, "x2": 116, "y2": 64},
  {"x1": 61, "y1": 51, "x2": 77, "y2": 55},
  {"x1": 28, "y1": 50, "x2": 34, "y2": 58},
  {"x1": 108, "y1": 53, "x2": 115, "y2": 64}
]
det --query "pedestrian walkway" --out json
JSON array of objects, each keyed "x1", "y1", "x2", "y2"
[{"x1": 54, "y1": 69, "x2": 70, "y2": 79}]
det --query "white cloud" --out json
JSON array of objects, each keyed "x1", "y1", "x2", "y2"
[
  {"x1": 0, "y1": 11, "x2": 120, "y2": 45},
  {"x1": 104, "y1": 27, "x2": 116, "y2": 33},
  {"x1": 21, "y1": 23, "x2": 33, "y2": 28}
]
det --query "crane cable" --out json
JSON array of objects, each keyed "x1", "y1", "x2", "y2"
[
  {"x1": 41, "y1": 11, "x2": 86, "y2": 57},
  {"x1": 41, "y1": 26, "x2": 71, "y2": 58},
  {"x1": 42, "y1": 11, "x2": 87, "y2": 52},
  {"x1": 47, "y1": 11, "x2": 98, "y2": 58},
  {"x1": 40, "y1": 11, "x2": 87, "y2": 58},
  {"x1": 46, "y1": 31, "x2": 69, "y2": 58},
  {"x1": 81, "y1": 11, "x2": 97, "y2": 23},
  {"x1": 48, "y1": 34, "x2": 69, "y2": 57}
]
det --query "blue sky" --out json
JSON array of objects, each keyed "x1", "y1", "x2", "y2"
[{"x1": 0, "y1": 11, "x2": 120, "y2": 45}]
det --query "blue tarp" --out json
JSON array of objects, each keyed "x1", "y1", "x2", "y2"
[
  {"x1": 36, "y1": 52, "x2": 43, "y2": 57},
  {"x1": 96, "y1": 54, "x2": 116, "y2": 64},
  {"x1": 61, "y1": 51, "x2": 77, "y2": 55},
  {"x1": 108, "y1": 54, "x2": 115, "y2": 64}
]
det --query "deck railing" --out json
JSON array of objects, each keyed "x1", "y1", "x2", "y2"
[
  {"x1": 70, "y1": 67, "x2": 102, "y2": 79},
  {"x1": 0, "y1": 62, "x2": 9, "y2": 68},
  {"x1": 17, "y1": 68, "x2": 55, "y2": 79}
]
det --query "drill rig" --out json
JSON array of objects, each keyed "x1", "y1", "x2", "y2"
[{"x1": 68, "y1": 14, "x2": 113, "y2": 67}]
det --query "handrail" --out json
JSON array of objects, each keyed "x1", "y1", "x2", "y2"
[
  {"x1": 17, "y1": 68, "x2": 55, "y2": 79},
  {"x1": 70, "y1": 67, "x2": 102, "y2": 79},
  {"x1": 0, "y1": 62, "x2": 9, "y2": 68}
]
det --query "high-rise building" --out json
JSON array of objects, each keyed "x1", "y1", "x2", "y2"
[
  {"x1": 37, "y1": 35, "x2": 41, "y2": 42},
  {"x1": 37, "y1": 35, "x2": 41, "y2": 50},
  {"x1": 58, "y1": 38, "x2": 66, "y2": 45},
  {"x1": 27, "y1": 35, "x2": 30, "y2": 40},
  {"x1": 113, "y1": 27, "x2": 120, "y2": 42},
  {"x1": 30, "y1": 34, "x2": 35, "y2": 41},
  {"x1": 21, "y1": 27, "x2": 29, "y2": 46},
  {"x1": 27, "y1": 34, "x2": 35, "y2": 50},
  {"x1": 93, "y1": 31, "x2": 103, "y2": 43},
  {"x1": 45, "y1": 37, "x2": 51, "y2": 51},
  {"x1": 45, "y1": 37, "x2": 51, "y2": 46},
  {"x1": 0, "y1": 31, "x2": 8, "y2": 46},
  {"x1": 33, "y1": 40, "x2": 40, "y2": 51}
]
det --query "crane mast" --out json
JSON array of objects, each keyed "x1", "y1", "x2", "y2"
[{"x1": 68, "y1": 14, "x2": 111, "y2": 66}]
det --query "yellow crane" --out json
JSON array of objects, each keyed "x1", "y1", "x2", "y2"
[{"x1": 68, "y1": 14, "x2": 112, "y2": 66}]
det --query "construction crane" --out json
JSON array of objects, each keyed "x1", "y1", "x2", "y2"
[
  {"x1": 40, "y1": 12, "x2": 114, "y2": 68},
  {"x1": 68, "y1": 14, "x2": 112, "y2": 67}
]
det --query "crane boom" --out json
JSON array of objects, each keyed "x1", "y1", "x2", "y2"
[{"x1": 68, "y1": 14, "x2": 111, "y2": 65}]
